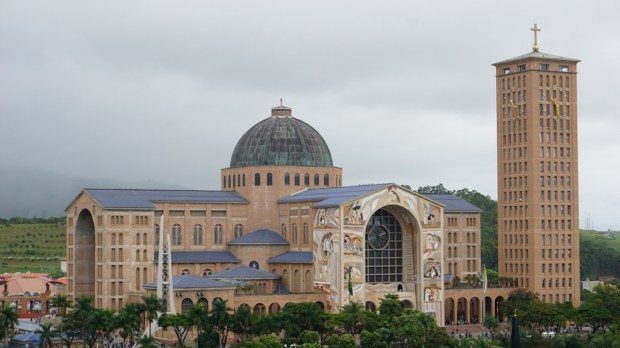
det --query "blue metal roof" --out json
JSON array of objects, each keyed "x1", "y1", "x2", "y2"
[
  {"x1": 154, "y1": 251, "x2": 241, "y2": 264},
  {"x1": 143, "y1": 274, "x2": 234, "y2": 290},
  {"x1": 267, "y1": 251, "x2": 313, "y2": 264},
  {"x1": 228, "y1": 229, "x2": 289, "y2": 245},
  {"x1": 278, "y1": 184, "x2": 390, "y2": 207},
  {"x1": 422, "y1": 194, "x2": 482, "y2": 213},
  {"x1": 205, "y1": 265, "x2": 280, "y2": 280},
  {"x1": 81, "y1": 189, "x2": 248, "y2": 209}
]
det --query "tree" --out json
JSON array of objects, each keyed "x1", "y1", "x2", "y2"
[
  {"x1": 209, "y1": 298, "x2": 233, "y2": 348},
  {"x1": 117, "y1": 304, "x2": 142, "y2": 346},
  {"x1": 325, "y1": 333, "x2": 356, "y2": 348},
  {"x1": 70, "y1": 296, "x2": 94, "y2": 348},
  {"x1": 232, "y1": 305, "x2": 256, "y2": 344},
  {"x1": 483, "y1": 315, "x2": 500, "y2": 341},
  {"x1": 0, "y1": 303, "x2": 18, "y2": 346},
  {"x1": 240, "y1": 334, "x2": 282, "y2": 348},
  {"x1": 35, "y1": 322, "x2": 56, "y2": 348},
  {"x1": 158, "y1": 313, "x2": 192, "y2": 346},
  {"x1": 503, "y1": 288, "x2": 539, "y2": 319},
  {"x1": 51, "y1": 294, "x2": 70, "y2": 317},
  {"x1": 378, "y1": 294, "x2": 403, "y2": 323},
  {"x1": 338, "y1": 301, "x2": 365, "y2": 335},
  {"x1": 137, "y1": 334, "x2": 159, "y2": 348},
  {"x1": 360, "y1": 330, "x2": 389, "y2": 348},
  {"x1": 142, "y1": 295, "x2": 164, "y2": 337}
]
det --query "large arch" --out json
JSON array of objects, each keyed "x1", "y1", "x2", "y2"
[
  {"x1": 445, "y1": 297, "x2": 456, "y2": 325},
  {"x1": 74, "y1": 209, "x2": 96, "y2": 299}
]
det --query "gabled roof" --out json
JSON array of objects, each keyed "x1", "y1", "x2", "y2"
[
  {"x1": 267, "y1": 251, "x2": 313, "y2": 264},
  {"x1": 205, "y1": 265, "x2": 280, "y2": 280},
  {"x1": 143, "y1": 274, "x2": 234, "y2": 290},
  {"x1": 228, "y1": 229, "x2": 289, "y2": 245},
  {"x1": 154, "y1": 251, "x2": 241, "y2": 264},
  {"x1": 278, "y1": 183, "x2": 390, "y2": 208},
  {"x1": 493, "y1": 50, "x2": 580, "y2": 66},
  {"x1": 69, "y1": 189, "x2": 248, "y2": 210},
  {"x1": 421, "y1": 194, "x2": 482, "y2": 213}
]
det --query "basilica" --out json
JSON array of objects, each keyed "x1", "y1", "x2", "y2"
[{"x1": 65, "y1": 104, "x2": 494, "y2": 328}]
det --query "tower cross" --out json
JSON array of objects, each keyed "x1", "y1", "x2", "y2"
[{"x1": 531, "y1": 23, "x2": 541, "y2": 52}]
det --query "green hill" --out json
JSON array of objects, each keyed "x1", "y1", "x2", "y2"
[
  {"x1": 0, "y1": 223, "x2": 66, "y2": 274},
  {"x1": 580, "y1": 230, "x2": 620, "y2": 280}
]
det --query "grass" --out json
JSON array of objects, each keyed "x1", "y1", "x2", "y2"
[{"x1": 0, "y1": 223, "x2": 66, "y2": 274}]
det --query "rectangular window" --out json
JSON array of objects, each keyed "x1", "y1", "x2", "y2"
[
  {"x1": 503, "y1": 67, "x2": 511, "y2": 75},
  {"x1": 519, "y1": 64, "x2": 526, "y2": 72},
  {"x1": 169, "y1": 210, "x2": 185, "y2": 217},
  {"x1": 190, "y1": 210, "x2": 206, "y2": 217},
  {"x1": 559, "y1": 65, "x2": 569, "y2": 72},
  {"x1": 540, "y1": 64, "x2": 549, "y2": 71},
  {"x1": 211, "y1": 210, "x2": 227, "y2": 217}
]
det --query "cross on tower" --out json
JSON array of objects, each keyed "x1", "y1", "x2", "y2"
[{"x1": 531, "y1": 23, "x2": 541, "y2": 52}]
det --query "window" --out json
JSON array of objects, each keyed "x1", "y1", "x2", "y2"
[
  {"x1": 193, "y1": 224, "x2": 203, "y2": 245},
  {"x1": 324, "y1": 174, "x2": 329, "y2": 186},
  {"x1": 292, "y1": 223, "x2": 298, "y2": 244},
  {"x1": 154, "y1": 225, "x2": 160, "y2": 245},
  {"x1": 284, "y1": 173, "x2": 290, "y2": 185},
  {"x1": 540, "y1": 64, "x2": 549, "y2": 71},
  {"x1": 503, "y1": 67, "x2": 510, "y2": 75},
  {"x1": 254, "y1": 173, "x2": 261, "y2": 186},
  {"x1": 281, "y1": 224, "x2": 287, "y2": 239},
  {"x1": 181, "y1": 298, "x2": 193, "y2": 313},
  {"x1": 214, "y1": 224, "x2": 223, "y2": 245},
  {"x1": 234, "y1": 224, "x2": 244, "y2": 239},
  {"x1": 304, "y1": 173, "x2": 310, "y2": 186},
  {"x1": 519, "y1": 64, "x2": 526, "y2": 72},
  {"x1": 559, "y1": 65, "x2": 569, "y2": 72},
  {"x1": 294, "y1": 173, "x2": 300, "y2": 186},
  {"x1": 172, "y1": 224, "x2": 182, "y2": 245},
  {"x1": 314, "y1": 174, "x2": 319, "y2": 186},
  {"x1": 267, "y1": 173, "x2": 273, "y2": 186},
  {"x1": 303, "y1": 223, "x2": 308, "y2": 244}
]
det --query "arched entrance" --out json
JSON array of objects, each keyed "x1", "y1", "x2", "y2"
[
  {"x1": 470, "y1": 297, "x2": 480, "y2": 324},
  {"x1": 495, "y1": 296, "x2": 505, "y2": 321},
  {"x1": 445, "y1": 298, "x2": 455, "y2": 325},
  {"x1": 75, "y1": 209, "x2": 95, "y2": 299}
]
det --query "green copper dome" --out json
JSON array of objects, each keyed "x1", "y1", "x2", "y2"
[{"x1": 229, "y1": 106, "x2": 334, "y2": 168}]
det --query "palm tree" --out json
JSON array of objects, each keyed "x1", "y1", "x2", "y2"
[
  {"x1": 0, "y1": 303, "x2": 19, "y2": 347},
  {"x1": 136, "y1": 334, "x2": 158, "y2": 348},
  {"x1": 209, "y1": 298, "x2": 232, "y2": 348},
  {"x1": 51, "y1": 294, "x2": 71, "y2": 317},
  {"x1": 340, "y1": 301, "x2": 364, "y2": 335},
  {"x1": 70, "y1": 296, "x2": 94, "y2": 348},
  {"x1": 141, "y1": 295, "x2": 164, "y2": 337},
  {"x1": 117, "y1": 303, "x2": 143, "y2": 346},
  {"x1": 35, "y1": 322, "x2": 56, "y2": 348}
]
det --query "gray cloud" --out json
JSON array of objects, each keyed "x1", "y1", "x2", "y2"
[{"x1": 1, "y1": 0, "x2": 619, "y2": 229}]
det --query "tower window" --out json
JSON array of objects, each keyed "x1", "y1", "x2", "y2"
[
  {"x1": 294, "y1": 173, "x2": 300, "y2": 186},
  {"x1": 284, "y1": 173, "x2": 290, "y2": 186},
  {"x1": 267, "y1": 173, "x2": 273, "y2": 186},
  {"x1": 324, "y1": 174, "x2": 330, "y2": 186},
  {"x1": 540, "y1": 64, "x2": 549, "y2": 71},
  {"x1": 519, "y1": 64, "x2": 526, "y2": 72},
  {"x1": 304, "y1": 173, "x2": 310, "y2": 186},
  {"x1": 559, "y1": 65, "x2": 569, "y2": 72},
  {"x1": 314, "y1": 174, "x2": 319, "y2": 186},
  {"x1": 503, "y1": 67, "x2": 510, "y2": 75},
  {"x1": 254, "y1": 173, "x2": 261, "y2": 186}
]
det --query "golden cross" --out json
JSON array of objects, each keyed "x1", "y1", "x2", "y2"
[{"x1": 531, "y1": 23, "x2": 541, "y2": 52}]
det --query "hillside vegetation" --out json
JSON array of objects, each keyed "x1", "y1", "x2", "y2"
[
  {"x1": 0, "y1": 221, "x2": 66, "y2": 274},
  {"x1": 580, "y1": 230, "x2": 620, "y2": 280}
]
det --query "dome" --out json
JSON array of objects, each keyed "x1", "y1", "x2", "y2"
[{"x1": 230, "y1": 106, "x2": 334, "y2": 168}]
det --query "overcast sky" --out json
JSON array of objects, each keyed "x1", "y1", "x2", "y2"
[{"x1": 1, "y1": 1, "x2": 619, "y2": 230}]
